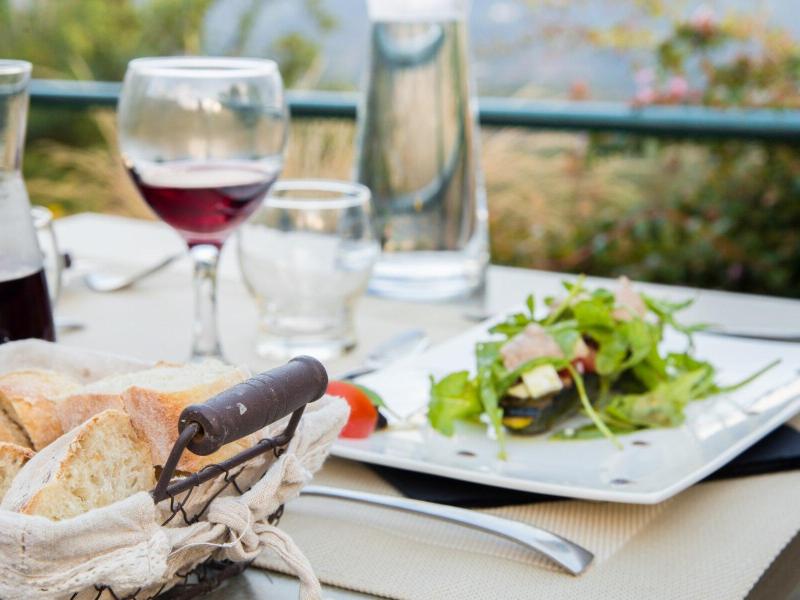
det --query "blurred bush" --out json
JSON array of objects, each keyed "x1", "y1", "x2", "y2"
[
  {"x1": 4, "y1": 1, "x2": 800, "y2": 297},
  {"x1": 1, "y1": 0, "x2": 334, "y2": 218},
  {"x1": 490, "y1": 6, "x2": 800, "y2": 297}
]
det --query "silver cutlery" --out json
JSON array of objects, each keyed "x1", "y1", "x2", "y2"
[
  {"x1": 83, "y1": 252, "x2": 184, "y2": 293},
  {"x1": 300, "y1": 485, "x2": 594, "y2": 575},
  {"x1": 339, "y1": 329, "x2": 429, "y2": 381},
  {"x1": 701, "y1": 326, "x2": 800, "y2": 343},
  {"x1": 462, "y1": 308, "x2": 492, "y2": 323},
  {"x1": 55, "y1": 317, "x2": 86, "y2": 334},
  {"x1": 461, "y1": 315, "x2": 800, "y2": 344}
]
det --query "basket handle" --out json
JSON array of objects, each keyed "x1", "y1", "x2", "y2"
[
  {"x1": 152, "y1": 356, "x2": 328, "y2": 504},
  {"x1": 178, "y1": 355, "x2": 328, "y2": 456}
]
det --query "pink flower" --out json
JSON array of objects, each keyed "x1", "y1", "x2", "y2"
[
  {"x1": 667, "y1": 76, "x2": 690, "y2": 101},
  {"x1": 634, "y1": 87, "x2": 657, "y2": 106},
  {"x1": 634, "y1": 68, "x2": 656, "y2": 88},
  {"x1": 689, "y1": 5, "x2": 716, "y2": 35}
]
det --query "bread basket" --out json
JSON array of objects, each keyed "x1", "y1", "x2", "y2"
[{"x1": 0, "y1": 340, "x2": 348, "y2": 600}]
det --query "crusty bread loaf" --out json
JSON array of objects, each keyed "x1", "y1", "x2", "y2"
[
  {"x1": 0, "y1": 407, "x2": 31, "y2": 449},
  {"x1": 0, "y1": 369, "x2": 81, "y2": 450},
  {"x1": 0, "y1": 442, "x2": 35, "y2": 499},
  {"x1": 1, "y1": 409, "x2": 155, "y2": 521},
  {"x1": 120, "y1": 361, "x2": 252, "y2": 472},
  {"x1": 57, "y1": 362, "x2": 186, "y2": 433}
]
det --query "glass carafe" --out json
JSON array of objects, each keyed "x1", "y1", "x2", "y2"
[
  {"x1": 0, "y1": 60, "x2": 55, "y2": 343},
  {"x1": 356, "y1": 0, "x2": 488, "y2": 301}
]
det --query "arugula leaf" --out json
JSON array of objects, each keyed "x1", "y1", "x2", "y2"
[
  {"x1": 603, "y1": 368, "x2": 712, "y2": 428},
  {"x1": 543, "y1": 275, "x2": 586, "y2": 326},
  {"x1": 595, "y1": 331, "x2": 628, "y2": 376},
  {"x1": 525, "y1": 294, "x2": 536, "y2": 320},
  {"x1": 565, "y1": 363, "x2": 621, "y2": 448},
  {"x1": 572, "y1": 299, "x2": 615, "y2": 333},
  {"x1": 477, "y1": 366, "x2": 507, "y2": 459},
  {"x1": 553, "y1": 420, "x2": 637, "y2": 440},
  {"x1": 631, "y1": 346, "x2": 668, "y2": 388},
  {"x1": 708, "y1": 359, "x2": 780, "y2": 396},
  {"x1": 549, "y1": 325, "x2": 581, "y2": 359},
  {"x1": 355, "y1": 383, "x2": 403, "y2": 421},
  {"x1": 488, "y1": 312, "x2": 535, "y2": 338},
  {"x1": 642, "y1": 294, "x2": 709, "y2": 345},
  {"x1": 476, "y1": 341, "x2": 503, "y2": 369},
  {"x1": 618, "y1": 319, "x2": 658, "y2": 371},
  {"x1": 427, "y1": 372, "x2": 481, "y2": 436},
  {"x1": 354, "y1": 383, "x2": 385, "y2": 408},
  {"x1": 665, "y1": 352, "x2": 714, "y2": 380}
]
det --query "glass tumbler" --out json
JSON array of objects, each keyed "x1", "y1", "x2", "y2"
[{"x1": 237, "y1": 180, "x2": 379, "y2": 360}]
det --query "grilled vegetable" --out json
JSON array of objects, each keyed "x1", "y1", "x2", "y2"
[{"x1": 500, "y1": 374, "x2": 599, "y2": 435}]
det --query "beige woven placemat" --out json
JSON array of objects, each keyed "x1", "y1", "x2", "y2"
[{"x1": 256, "y1": 419, "x2": 800, "y2": 600}]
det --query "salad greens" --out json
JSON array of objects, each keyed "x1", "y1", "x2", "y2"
[{"x1": 427, "y1": 276, "x2": 778, "y2": 457}]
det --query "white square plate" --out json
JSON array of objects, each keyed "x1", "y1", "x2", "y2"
[{"x1": 332, "y1": 315, "x2": 800, "y2": 504}]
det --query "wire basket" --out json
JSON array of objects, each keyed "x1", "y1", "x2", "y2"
[{"x1": 62, "y1": 355, "x2": 330, "y2": 600}]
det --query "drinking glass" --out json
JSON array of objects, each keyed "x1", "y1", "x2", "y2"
[
  {"x1": 31, "y1": 206, "x2": 62, "y2": 304},
  {"x1": 237, "y1": 180, "x2": 379, "y2": 360},
  {"x1": 118, "y1": 57, "x2": 288, "y2": 360}
]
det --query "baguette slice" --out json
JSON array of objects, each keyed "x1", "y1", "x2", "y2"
[
  {"x1": 0, "y1": 369, "x2": 81, "y2": 450},
  {"x1": 120, "y1": 361, "x2": 252, "y2": 472},
  {"x1": 1, "y1": 409, "x2": 155, "y2": 521},
  {"x1": 0, "y1": 442, "x2": 35, "y2": 499},
  {"x1": 0, "y1": 407, "x2": 31, "y2": 449},
  {"x1": 57, "y1": 361, "x2": 184, "y2": 433}
]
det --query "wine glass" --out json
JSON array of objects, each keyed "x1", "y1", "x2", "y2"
[{"x1": 117, "y1": 57, "x2": 288, "y2": 360}]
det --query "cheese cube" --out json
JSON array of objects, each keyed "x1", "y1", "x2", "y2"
[{"x1": 521, "y1": 364, "x2": 563, "y2": 399}]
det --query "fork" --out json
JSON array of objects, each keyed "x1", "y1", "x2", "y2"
[{"x1": 300, "y1": 485, "x2": 594, "y2": 575}]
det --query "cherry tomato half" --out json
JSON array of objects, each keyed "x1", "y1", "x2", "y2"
[{"x1": 327, "y1": 380, "x2": 379, "y2": 439}]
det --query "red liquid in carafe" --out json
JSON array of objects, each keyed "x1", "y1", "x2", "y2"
[{"x1": 0, "y1": 267, "x2": 55, "y2": 343}]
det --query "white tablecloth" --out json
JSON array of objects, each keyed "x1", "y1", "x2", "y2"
[{"x1": 53, "y1": 213, "x2": 800, "y2": 600}]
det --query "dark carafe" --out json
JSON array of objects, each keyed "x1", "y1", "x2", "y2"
[
  {"x1": 0, "y1": 268, "x2": 54, "y2": 343},
  {"x1": 0, "y1": 60, "x2": 56, "y2": 344}
]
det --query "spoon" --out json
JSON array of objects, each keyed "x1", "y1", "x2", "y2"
[
  {"x1": 338, "y1": 329, "x2": 429, "y2": 381},
  {"x1": 83, "y1": 252, "x2": 184, "y2": 293}
]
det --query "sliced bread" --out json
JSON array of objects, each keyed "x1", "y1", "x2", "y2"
[
  {"x1": 0, "y1": 442, "x2": 35, "y2": 499},
  {"x1": 57, "y1": 361, "x2": 185, "y2": 433},
  {"x1": 0, "y1": 369, "x2": 82, "y2": 450},
  {"x1": 0, "y1": 407, "x2": 31, "y2": 449},
  {"x1": 1, "y1": 409, "x2": 155, "y2": 521},
  {"x1": 120, "y1": 361, "x2": 252, "y2": 472}
]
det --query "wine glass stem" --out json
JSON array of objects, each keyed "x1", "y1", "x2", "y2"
[{"x1": 189, "y1": 243, "x2": 223, "y2": 361}]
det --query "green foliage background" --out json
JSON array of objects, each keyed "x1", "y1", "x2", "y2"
[
  {"x1": 0, "y1": 0, "x2": 333, "y2": 216},
  {"x1": 3, "y1": 0, "x2": 800, "y2": 297}
]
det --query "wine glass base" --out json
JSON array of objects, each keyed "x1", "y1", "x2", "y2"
[
  {"x1": 255, "y1": 334, "x2": 355, "y2": 362},
  {"x1": 189, "y1": 345, "x2": 227, "y2": 364}
]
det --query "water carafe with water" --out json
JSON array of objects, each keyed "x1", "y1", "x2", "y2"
[
  {"x1": 0, "y1": 60, "x2": 55, "y2": 343},
  {"x1": 356, "y1": 0, "x2": 488, "y2": 301}
]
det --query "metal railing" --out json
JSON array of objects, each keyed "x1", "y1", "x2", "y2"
[{"x1": 29, "y1": 79, "x2": 800, "y2": 141}]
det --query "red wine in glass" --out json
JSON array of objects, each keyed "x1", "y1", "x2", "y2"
[
  {"x1": 0, "y1": 267, "x2": 55, "y2": 344},
  {"x1": 128, "y1": 161, "x2": 280, "y2": 247}
]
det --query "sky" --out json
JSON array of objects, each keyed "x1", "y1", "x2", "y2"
[{"x1": 204, "y1": 0, "x2": 800, "y2": 100}]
